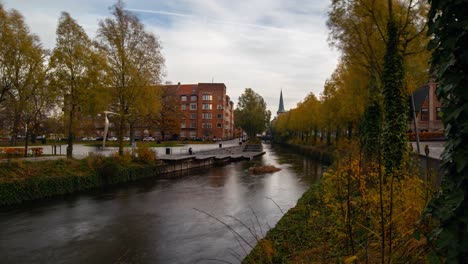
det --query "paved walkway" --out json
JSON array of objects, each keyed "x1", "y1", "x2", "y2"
[
  {"x1": 410, "y1": 141, "x2": 445, "y2": 160},
  {"x1": 158, "y1": 144, "x2": 265, "y2": 161},
  {"x1": 0, "y1": 139, "x2": 248, "y2": 163}
]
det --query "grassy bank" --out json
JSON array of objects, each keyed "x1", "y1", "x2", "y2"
[
  {"x1": 0, "y1": 150, "x2": 165, "y2": 206},
  {"x1": 244, "y1": 141, "x2": 431, "y2": 263}
]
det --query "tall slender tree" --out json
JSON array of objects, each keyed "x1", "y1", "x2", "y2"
[
  {"x1": 49, "y1": 12, "x2": 107, "y2": 158},
  {"x1": 96, "y1": 1, "x2": 165, "y2": 155},
  {"x1": 382, "y1": 0, "x2": 407, "y2": 174}
]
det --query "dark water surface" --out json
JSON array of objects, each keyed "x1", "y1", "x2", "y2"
[{"x1": 0, "y1": 143, "x2": 324, "y2": 264}]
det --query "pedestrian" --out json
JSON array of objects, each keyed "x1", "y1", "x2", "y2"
[{"x1": 189, "y1": 147, "x2": 193, "y2": 155}]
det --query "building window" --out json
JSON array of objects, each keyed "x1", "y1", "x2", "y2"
[
  {"x1": 202, "y1": 95, "x2": 212, "y2": 101},
  {"x1": 218, "y1": 96, "x2": 222, "y2": 100},
  {"x1": 217, "y1": 114, "x2": 222, "y2": 119},
  {"x1": 181, "y1": 95, "x2": 187, "y2": 101},
  {"x1": 217, "y1": 123, "x2": 222, "y2": 128},
  {"x1": 420, "y1": 108, "x2": 429, "y2": 121},
  {"x1": 190, "y1": 103, "x2": 197, "y2": 110},
  {"x1": 181, "y1": 123, "x2": 186, "y2": 128},
  {"x1": 436, "y1": 107, "x2": 443, "y2": 120},
  {"x1": 190, "y1": 122, "x2": 196, "y2": 128},
  {"x1": 190, "y1": 95, "x2": 197, "y2": 101},
  {"x1": 180, "y1": 131, "x2": 186, "y2": 137},
  {"x1": 202, "y1": 123, "x2": 212, "y2": 128},
  {"x1": 190, "y1": 131, "x2": 196, "y2": 138},
  {"x1": 181, "y1": 104, "x2": 187, "y2": 110},
  {"x1": 202, "y1": 113, "x2": 212, "y2": 119},
  {"x1": 202, "y1": 104, "x2": 212, "y2": 110},
  {"x1": 217, "y1": 104, "x2": 223, "y2": 110},
  {"x1": 190, "y1": 113, "x2": 196, "y2": 119}
]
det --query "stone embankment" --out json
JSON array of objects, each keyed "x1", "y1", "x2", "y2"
[{"x1": 158, "y1": 144, "x2": 265, "y2": 173}]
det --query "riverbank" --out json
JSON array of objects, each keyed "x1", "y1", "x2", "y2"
[
  {"x1": 243, "y1": 141, "x2": 430, "y2": 263},
  {"x1": 273, "y1": 142, "x2": 333, "y2": 165},
  {"x1": 0, "y1": 154, "x2": 165, "y2": 206},
  {"x1": 0, "y1": 144, "x2": 265, "y2": 206}
]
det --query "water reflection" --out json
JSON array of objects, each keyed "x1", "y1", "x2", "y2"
[{"x1": 0, "y1": 143, "x2": 323, "y2": 263}]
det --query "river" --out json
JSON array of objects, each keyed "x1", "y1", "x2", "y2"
[{"x1": 0, "y1": 143, "x2": 324, "y2": 263}]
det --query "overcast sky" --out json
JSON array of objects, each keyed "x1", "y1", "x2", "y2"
[{"x1": 2, "y1": 0, "x2": 340, "y2": 115}]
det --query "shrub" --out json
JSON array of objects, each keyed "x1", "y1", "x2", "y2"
[
  {"x1": 85, "y1": 152, "x2": 107, "y2": 169},
  {"x1": 134, "y1": 146, "x2": 157, "y2": 164},
  {"x1": 112, "y1": 150, "x2": 133, "y2": 165}
]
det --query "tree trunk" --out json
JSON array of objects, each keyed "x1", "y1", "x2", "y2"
[
  {"x1": 24, "y1": 128, "x2": 29, "y2": 157},
  {"x1": 66, "y1": 105, "x2": 74, "y2": 159},
  {"x1": 118, "y1": 114, "x2": 125, "y2": 155},
  {"x1": 335, "y1": 126, "x2": 341, "y2": 144}
]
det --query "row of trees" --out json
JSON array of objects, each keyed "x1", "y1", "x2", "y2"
[
  {"x1": 270, "y1": 0, "x2": 458, "y2": 262},
  {"x1": 274, "y1": 0, "x2": 468, "y2": 262},
  {"x1": 273, "y1": 0, "x2": 430, "y2": 150},
  {"x1": 0, "y1": 1, "x2": 172, "y2": 158}
]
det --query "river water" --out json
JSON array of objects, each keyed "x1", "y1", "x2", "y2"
[{"x1": 0, "y1": 143, "x2": 324, "y2": 264}]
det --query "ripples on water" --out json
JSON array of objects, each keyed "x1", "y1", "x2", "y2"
[{"x1": 0, "y1": 143, "x2": 324, "y2": 263}]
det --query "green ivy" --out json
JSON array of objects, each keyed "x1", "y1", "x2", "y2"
[
  {"x1": 361, "y1": 69, "x2": 383, "y2": 161},
  {"x1": 423, "y1": 0, "x2": 468, "y2": 262},
  {"x1": 382, "y1": 15, "x2": 408, "y2": 175}
]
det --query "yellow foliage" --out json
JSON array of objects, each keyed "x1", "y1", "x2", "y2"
[
  {"x1": 344, "y1": 255, "x2": 357, "y2": 264},
  {"x1": 316, "y1": 140, "x2": 431, "y2": 262},
  {"x1": 134, "y1": 146, "x2": 157, "y2": 163}
]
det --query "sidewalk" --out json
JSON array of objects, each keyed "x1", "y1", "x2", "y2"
[{"x1": 410, "y1": 141, "x2": 445, "y2": 160}]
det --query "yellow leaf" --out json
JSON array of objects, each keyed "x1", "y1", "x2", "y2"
[{"x1": 344, "y1": 255, "x2": 358, "y2": 264}]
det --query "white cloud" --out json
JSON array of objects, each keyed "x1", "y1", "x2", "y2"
[{"x1": 1, "y1": 0, "x2": 340, "y2": 115}]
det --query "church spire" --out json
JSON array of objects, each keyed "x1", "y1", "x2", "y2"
[{"x1": 277, "y1": 89, "x2": 285, "y2": 115}]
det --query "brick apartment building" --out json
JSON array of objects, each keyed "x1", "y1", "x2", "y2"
[
  {"x1": 163, "y1": 82, "x2": 235, "y2": 140},
  {"x1": 410, "y1": 80, "x2": 444, "y2": 132}
]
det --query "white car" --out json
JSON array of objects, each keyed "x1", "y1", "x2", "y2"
[
  {"x1": 123, "y1": 137, "x2": 130, "y2": 141},
  {"x1": 143, "y1": 136, "x2": 155, "y2": 142},
  {"x1": 107, "y1": 136, "x2": 118, "y2": 141}
]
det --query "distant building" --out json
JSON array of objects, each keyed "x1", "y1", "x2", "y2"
[
  {"x1": 162, "y1": 83, "x2": 235, "y2": 140},
  {"x1": 409, "y1": 80, "x2": 444, "y2": 132},
  {"x1": 277, "y1": 90, "x2": 286, "y2": 116},
  {"x1": 71, "y1": 83, "x2": 235, "y2": 141}
]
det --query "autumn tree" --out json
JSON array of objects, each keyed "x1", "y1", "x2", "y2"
[
  {"x1": 423, "y1": 0, "x2": 468, "y2": 262},
  {"x1": 327, "y1": 0, "x2": 430, "y2": 158},
  {"x1": 152, "y1": 85, "x2": 181, "y2": 140},
  {"x1": 49, "y1": 12, "x2": 107, "y2": 158},
  {"x1": 96, "y1": 0, "x2": 165, "y2": 155},
  {"x1": 234, "y1": 88, "x2": 271, "y2": 140},
  {"x1": 0, "y1": 5, "x2": 47, "y2": 148}
]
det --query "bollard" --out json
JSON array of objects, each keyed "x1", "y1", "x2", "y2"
[{"x1": 219, "y1": 143, "x2": 222, "y2": 148}]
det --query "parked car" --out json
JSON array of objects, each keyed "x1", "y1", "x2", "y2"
[
  {"x1": 143, "y1": 136, "x2": 155, "y2": 142},
  {"x1": 107, "y1": 136, "x2": 118, "y2": 141},
  {"x1": 123, "y1": 136, "x2": 130, "y2": 141}
]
